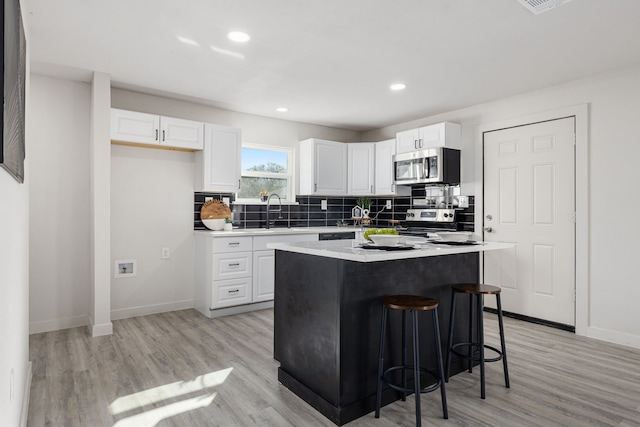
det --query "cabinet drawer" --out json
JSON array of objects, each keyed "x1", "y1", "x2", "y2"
[
  {"x1": 212, "y1": 278, "x2": 252, "y2": 308},
  {"x1": 213, "y1": 252, "x2": 252, "y2": 280},
  {"x1": 212, "y1": 236, "x2": 252, "y2": 253}
]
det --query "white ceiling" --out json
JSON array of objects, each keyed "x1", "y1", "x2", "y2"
[{"x1": 25, "y1": 0, "x2": 640, "y2": 131}]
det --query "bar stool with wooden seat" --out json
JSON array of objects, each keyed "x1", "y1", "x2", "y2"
[
  {"x1": 445, "y1": 283, "x2": 510, "y2": 399},
  {"x1": 375, "y1": 295, "x2": 448, "y2": 427}
]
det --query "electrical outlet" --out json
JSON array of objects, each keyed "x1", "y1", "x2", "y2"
[
  {"x1": 161, "y1": 247, "x2": 170, "y2": 259},
  {"x1": 385, "y1": 200, "x2": 392, "y2": 209},
  {"x1": 205, "y1": 197, "x2": 213, "y2": 202},
  {"x1": 222, "y1": 197, "x2": 230, "y2": 205},
  {"x1": 321, "y1": 200, "x2": 327, "y2": 210},
  {"x1": 458, "y1": 196, "x2": 469, "y2": 208}
]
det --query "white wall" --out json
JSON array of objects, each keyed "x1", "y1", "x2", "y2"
[
  {"x1": 110, "y1": 145, "x2": 196, "y2": 318},
  {"x1": 28, "y1": 75, "x2": 91, "y2": 333},
  {"x1": 0, "y1": 154, "x2": 30, "y2": 426},
  {"x1": 364, "y1": 62, "x2": 640, "y2": 348},
  {"x1": 1, "y1": 1, "x2": 30, "y2": 421}
]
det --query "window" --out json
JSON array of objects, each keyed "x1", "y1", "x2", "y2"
[{"x1": 237, "y1": 145, "x2": 293, "y2": 201}]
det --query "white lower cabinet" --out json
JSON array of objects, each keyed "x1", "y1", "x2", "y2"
[
  {"x1": 253, "y1": 250, "x2": 275, "y2": 302},
  {"x1": 195, "y1": 232, "x2": 319, "y2": 318}
]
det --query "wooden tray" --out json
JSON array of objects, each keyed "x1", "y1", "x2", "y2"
[{"x1": 200, "y1": 199, "x2": 231, "y2": 220}]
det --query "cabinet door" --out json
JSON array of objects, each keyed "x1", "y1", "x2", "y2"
[
  {"x1": 375, "y1": 139, "x2": 395, "y2": 195},
  {"x1": 253, "y1": 250, "x2": 275, "y2": 302},
  {"x1": 110, "y1": 108, "x2": 160, "y2": 145},
  {"x1": 395, "y1": 128, "x2": 421, "y2": 154},
  {"x1": 348, "y1": 143, "x2": 375, "y2": 195},
  {"x1": 160, "y1": 116, "x2": 204, "y2": 150},
  {"x1": 197, "y1": 124, "x2": 242, "y2": 192},
  {"x1": 314, "y1": 140, "x2": 347, "y2": 195},
  {"x1": 419, "y1": 122, "x2": 462, "y2": 150}
]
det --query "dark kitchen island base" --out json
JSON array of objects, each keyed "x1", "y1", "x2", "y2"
[{"x1": 273, "y1": 250, "x2": 479, "y2": 426}]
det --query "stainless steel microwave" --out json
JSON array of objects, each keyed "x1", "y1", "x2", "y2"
[{"x1": 393, "y1": 148, "x2": 460, "y2": 185}]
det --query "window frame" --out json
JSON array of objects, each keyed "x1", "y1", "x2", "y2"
[{"x1": 236, "y1": 143, "x2": 296, "y2": 203}]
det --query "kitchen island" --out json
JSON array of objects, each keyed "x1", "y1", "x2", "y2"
[{"x1": 269, "y1": 239, "x2": 512, "y2": 425}]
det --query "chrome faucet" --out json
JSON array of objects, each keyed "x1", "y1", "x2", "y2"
[{"x1": 265, "y1": 193, "x2": 283, "y2": 229}]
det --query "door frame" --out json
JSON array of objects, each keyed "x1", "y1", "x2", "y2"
[{"x1": 475, "y1": 104, "x2": 589, "y2": 335}]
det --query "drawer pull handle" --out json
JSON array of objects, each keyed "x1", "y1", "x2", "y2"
[
  {"x1": 228, "y1": 242, "x2": 240, "y2": 246},
  {"x1": 228, "y1": 289, "x2": 239, "y2": 293},
  {"x1": 228, "y1": 263, "x2": 240, "y2": 267}
]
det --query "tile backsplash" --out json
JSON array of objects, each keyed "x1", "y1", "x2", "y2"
[{"x1": 194, "y1": 190, "x2": 474, "y2": 231}]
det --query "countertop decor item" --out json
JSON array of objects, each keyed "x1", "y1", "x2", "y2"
[
  {"x1": 259, "y1": 190, "x2": 269, "y2": 202},
  {"x1": 200, "y1": 199, "x2": 232, "y2": 230}
]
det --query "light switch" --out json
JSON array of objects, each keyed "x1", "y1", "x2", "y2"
[{"x1": 321, "y1": 200, "x2": 327, "y2": 210}]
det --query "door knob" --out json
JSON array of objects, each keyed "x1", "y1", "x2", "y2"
[{"x1": 484, "y1": 227, "x2": 493, "y2": 233}]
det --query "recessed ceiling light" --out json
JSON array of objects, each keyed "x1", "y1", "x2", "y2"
[
  {"x1": 276, "y1": 107, "x2": 288, "y2": 112},
  {"x1": 390, "y1": 83, "x2": 406, "y2": 91},
  {"x1": 227, "y1": 31, "x2": 251, "y2": 43}
]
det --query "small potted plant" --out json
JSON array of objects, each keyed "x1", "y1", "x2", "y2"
[
  {"x1": 259, "y1": 190, "x2": 269, "y2": 202},
  {"x1": 223, "y1": 217, "x2": 233, "y2": 231}
]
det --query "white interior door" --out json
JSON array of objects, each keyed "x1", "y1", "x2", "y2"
[{"x1": 483, "y1": 117, "x2": 575, "y2": 326}]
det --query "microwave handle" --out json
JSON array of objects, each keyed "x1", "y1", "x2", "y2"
[{"x1": 422, "y1": 157, "x2": 429, "y2": 179}]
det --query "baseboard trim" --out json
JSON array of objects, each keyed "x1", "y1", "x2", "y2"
[
  {"x1": 484, "y1": 307, "x2": 575, "y2": 332},
  {"x1": 19, "y1": 361, "x2": 32, "y2": 427},
  {"x1": 89, "y1": 319, "x2": 113, "y2": 337},
  {"x1": 585, "y1": 325, "x2": 640, "y2": 350},
  {"x1": 29, "y1": 314, "x2": 90, "y2": 335},
  {"x1": 110, "y1": 299, "x2": 194, "y2": 320}
]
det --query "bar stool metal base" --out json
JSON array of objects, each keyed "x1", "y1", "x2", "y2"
[
  {"x1": 445, "y1": 284, "x2": 510, "y2": 399},
  {"x1": 374, "y1": 295, "x2": 448, "y2": 427}
]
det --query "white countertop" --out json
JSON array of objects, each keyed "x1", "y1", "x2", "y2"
[
  {"x1": 268, "y1": 239, "x2": 514, "y2": 263},
  {"x1": 194, "y1": 226, "x2": 357, "y2": 237}
]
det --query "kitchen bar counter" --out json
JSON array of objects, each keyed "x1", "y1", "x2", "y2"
[
  {"x1": 272, "y1": 239, "x2": 512, "y2": 425},
  {"x1": 268, "y1": 238, "x2": 511, "y2": 262}
]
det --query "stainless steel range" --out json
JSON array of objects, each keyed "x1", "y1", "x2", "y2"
[{"x1": 398, "y1": 208, "x2": 459, "y2": 237}]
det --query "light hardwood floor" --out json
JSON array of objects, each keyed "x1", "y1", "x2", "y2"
[{"x1": 28, "y1": 309, "x2": 640, "y2": 426}]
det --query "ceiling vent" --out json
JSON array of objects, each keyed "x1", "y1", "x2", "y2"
[{"x1": 515, "y1": 0, "x2": 573, "y2": 15}]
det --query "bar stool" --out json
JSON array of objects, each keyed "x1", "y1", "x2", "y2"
[
  {"x1": 375, "y1": 295, "x2": 448, "y2": 427},
  {"x1": 445, "y1": 283, "x2": 510, "y2": 399}
]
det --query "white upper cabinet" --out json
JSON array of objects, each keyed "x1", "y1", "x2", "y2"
[
  {"x1": 375, "y1": 139, "x2": 410, "y2": 196},
  {"x1": 160, "y1": 116, "x2": 205, "y2": 150},
  {"x1": 110, "y1": 108, "x2": 204, "y2": 150},
  {"x1": 195, "y1": 124, "x2": 242, "y2": 192},
  {"x1": 396, "y1": 122, "x2": 461, "y2": 154},
  {"x1": 347, "y1": 143, "x2": 375, "y2": 195},
  {"x1": 299, "y1": 139, "x2": 348, "y2": 195}
]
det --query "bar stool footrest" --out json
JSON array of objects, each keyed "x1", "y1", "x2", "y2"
[
  {"x1": 382, "y1": 365, "x2": 442, "y2": 395},
  {"x1": 451, "y1": 342, "x2": 503, "y2": 363}
]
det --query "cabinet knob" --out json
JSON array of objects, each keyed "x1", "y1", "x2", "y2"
[
  {"x1": 162, "y1": 130, "x2": 165, "y2": 141},
  {"x1": 155, "y1": 129, "x2": 158, "y2": 141}
]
